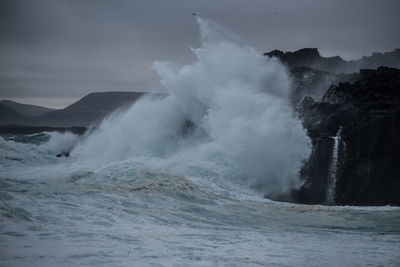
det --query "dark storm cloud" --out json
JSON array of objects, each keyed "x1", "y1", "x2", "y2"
[{"x1": 0, "y1": 0, "x2": 399, "y2": 108}]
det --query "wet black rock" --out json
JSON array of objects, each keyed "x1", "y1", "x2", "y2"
[
  {"x1": 56, "y1": 152, "x2": 70, "y2": 158},
  {"x1": 293, "y1": 67, "x2": 400, "y2": 206},
  {"x1": 266, "y1": 48, "x2": 347, "y2": 73}
]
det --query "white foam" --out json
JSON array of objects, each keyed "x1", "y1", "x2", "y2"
[{"x1": 73, "y1": 17, "x2": 310, "y2": 197}]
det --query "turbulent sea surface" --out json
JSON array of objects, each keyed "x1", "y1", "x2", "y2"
[{"x1": 1, "y1": 18, "x2": 400, "y2": 266}]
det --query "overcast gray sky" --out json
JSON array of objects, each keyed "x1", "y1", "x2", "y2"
[{"x1": 0, "y1": 0, "x2": 399, "y2": 108}]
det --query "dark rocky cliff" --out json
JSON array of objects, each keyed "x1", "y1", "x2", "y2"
[
  {"x1": 294, "y1": 67, "x2": 400, "y2": 206},
  {"x1": 266, "y1": 48, "x2": 400, "y2": 107},
  {"x1": 265, "y1": 48, "x2": 400, "y2": 74}
]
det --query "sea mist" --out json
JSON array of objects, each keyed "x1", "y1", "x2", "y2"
[{"x1": 74, "y1": 17, "x2": 310, "y2": 198}]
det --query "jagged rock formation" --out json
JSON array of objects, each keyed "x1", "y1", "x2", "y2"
[
  {"x1": 265, "y1": 48, "x2": 400, "y2": 74},
  {"x1": 294, "y1": 67, "x2": 400, "y2": 206},
  {"x1": 265, "y1": 48, "x2": 400, "y2": 106}
]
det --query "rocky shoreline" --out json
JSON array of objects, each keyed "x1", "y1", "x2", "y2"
[{"x1": 292, "y1": 67, "x2": 400, "y2": 205}]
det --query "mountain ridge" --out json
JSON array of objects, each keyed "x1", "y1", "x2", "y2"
[
  {"x1": 0, "y1": 91, "x2": 147, "y2": 127},
  {"x1": 0, "y1": 100, "x2": 56, "y2": 117}
]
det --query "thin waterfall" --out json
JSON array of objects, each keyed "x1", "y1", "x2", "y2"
[{"x1": 326, "y1": 126, "x2": 343, "y2": 205}]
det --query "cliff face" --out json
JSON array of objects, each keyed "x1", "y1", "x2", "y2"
[
  {"x1": 294, "y1": 67, "x2": 400, "y2": 205},
  {"x1": 264, "y1": 49, "x2": 400, "y2": 205}
]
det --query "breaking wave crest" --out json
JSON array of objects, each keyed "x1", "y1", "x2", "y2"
[{"x1": 73, "y1": 17, "x2": 310, "y2": 197}]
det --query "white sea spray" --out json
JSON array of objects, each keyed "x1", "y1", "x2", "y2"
[{"x1": 73, "y1": 17, "x2": 311, "y2": 197}]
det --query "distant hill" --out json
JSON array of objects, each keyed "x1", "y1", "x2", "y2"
[
  {"x1": 0, "y1": 103, "x2": 30, "y2": 125},
  {"x1": 36, "y1": 91, "x2": 146, "y2": 127},
  {"x1": 0, "y1": 100, "x2": 56, "y2": 117},
  {"x1": 264, "y1": 48, "x2": 400, "y2": 73},
  {"x1": 0, "y1": 91, "x2": 147, "y2": 127},
  {"x1": 61, "y1": 91, "x2": 145, "y2": 114}
]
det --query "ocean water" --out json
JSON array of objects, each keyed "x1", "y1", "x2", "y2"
[
  {"x1": 1, "y1": 18, "x2": 400, "y2": 266},
  {"x1": 1, "y1": 133, "x2": 399, "y2": 267}
]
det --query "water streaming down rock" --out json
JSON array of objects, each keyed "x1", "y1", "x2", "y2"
[
  {"x1": 73, "y1": 17, "x2": 311, "y2": 198},
  {"x1": 326, "y1": 126, "x2": 343, "y2": 204},
  {"x1": 297, "y1": 67, "x2": 400, "y2": 205}
]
